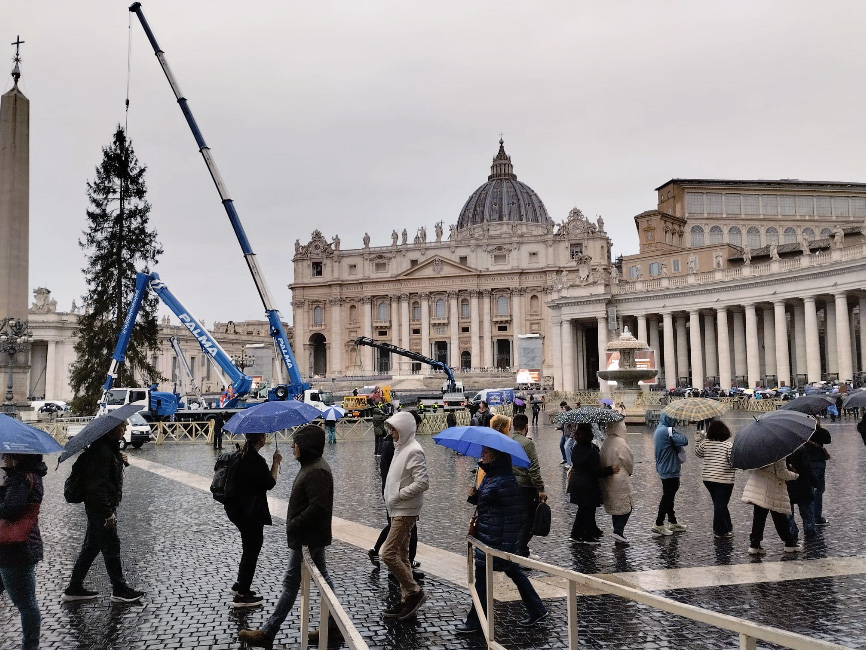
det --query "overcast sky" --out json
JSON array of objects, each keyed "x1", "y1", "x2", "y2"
[{"x1": 5, "y1": 1, "x2": 866, "y2": 327}]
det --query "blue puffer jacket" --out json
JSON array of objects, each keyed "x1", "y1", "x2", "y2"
[
  {"x1": 653, "y1": 413, "x2": 688, "y2": 479},
  {"x1": 469, "y1": 454, "x2": 522, "y2": 567}
]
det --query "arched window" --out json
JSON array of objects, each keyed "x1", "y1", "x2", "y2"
[
  {"x1": 377, "y1": 301, "x2": 388, "y2": 321},
  {"x1": 820, "y1": 228, "x2": 832, "y2": 239},
  {"x1": 728, "y1": 226, "x2": 742, "y2": 247},
  {"x1": 709, "y1": 226, "x2": 723, "y2": 244},
  {"x1": 783, "y1": 227, "x2": 797, "y2": 244},
  {"x1": 435, "y1": 298, "x2": 446, "y2": 318},
  {"x1": 348, "y1": 304, "x2": 358, "y2": 325},
  {"x1": 411, "y1": 301, "x2": 420, "y2": 321},
  {"x1": 461, "y1": 351, "x2": 471, "y2": 370},
  {"x1": 746, "y1": 226, "x2": 761, "y2": 249},
  {"x1": 690, "y1": 225, "x2": 704, "y2": 247},
  {"x1": 496, "y1": 295, "x2": 509, "y2": 316},
  {"x1": 529, "y1": 295, "x2": 540, "y2": 315},
  {"x1": 461, "y1": 299, "x2": 470, "y2": 318},
  {"x1": 802, "y1": 227, "x2": 816, "y2": 241},
  {"x1": 765, "y1": 227, "x2": 779, "y2": 245},
  {"x1": 313, "y1": 306, "x2": 323, "y2": 326}
]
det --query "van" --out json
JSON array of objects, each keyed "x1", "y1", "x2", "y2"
[{"x1": 468, "y1": 388, "x2": 514, "y2": 407}]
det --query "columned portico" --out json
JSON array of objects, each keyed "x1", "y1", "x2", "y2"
[
  {"x1": 835, "y1": 292, "x2": 854, "y2": 382},
  {"x1": 792, "y1": 301, "x2": 806, "y2": 383},
  {"x1": 637, "y1": 314, "x2": 648, "y2": 345},
  {"x1": 773, "y1": 300, "x2": 790, "y2": 387},
  {"x1": 648, "y1": 316, "x2": 660, "y2": 375},
  {"x1": 703, "y1": 312, "x2": 717, "y2": 380},
  {"x1": 762, "y1": 306, "x2": 777, "y2": 379},
  {"x1": 744, "y1": 303, "x2": 761, "y2": 389},
  {"x1": 662, "y1": 312, "x2": 676, "y2": 389},
  {"x1": 689, "y1": 310, "x2": 704, "y2": 388},
  {"x1": 825, "y1": 300, "x2": 838, "y2": 375},
  {"x1": 803, "y1": 297, "x2": 821, "y2": 383},
  {"x1": 716, "y1": 307, "x2": 731, "y2": 389},
  {"x1": 675, "y1": 315, "x2": 688, "y2": 386},
  {"x1": 732, "y1": 310, "x2": 746, "y2": 383}
]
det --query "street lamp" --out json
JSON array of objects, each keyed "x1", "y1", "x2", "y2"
[
  {"x1": 0, "y1": 317, "x2": 33, "y2": 417},
  {"x1": 231, "y1": 350, "x2": 252, "y2": 373}
]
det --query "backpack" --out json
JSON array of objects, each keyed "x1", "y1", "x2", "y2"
[
  {"x1": 64, "y1": 454, "x2": 88, "y2": 504},
  {"x1": 211, "y1": 451, "x2": 241, "y2": 504}
]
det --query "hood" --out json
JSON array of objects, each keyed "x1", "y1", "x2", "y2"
[
  {"x1": 659, "y1": 413, "x2": 677, "y2": 427},
  {"x1": 385, "y1": 411, "x2": 417, "y2": 450},
  {"x1": 490, "y1": 414, "x2": 511, "y2": 436},
  {"x1": 479, "y1": 451, "x2": 513, "y2": 477},
  {"x1": 607, "y1": 420, "x2": 627, "y2": 439},
  {"x1": 293, "y1": 424, "x2": 325, "y2": 462}
]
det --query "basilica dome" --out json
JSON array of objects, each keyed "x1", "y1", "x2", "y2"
[{"x1": 457, "y1": 139, "x2": 552, "y2": 229}]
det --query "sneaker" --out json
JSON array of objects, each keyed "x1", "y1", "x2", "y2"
[
  {"x1": 584, "y1": 539, "x2": 601, "y2": 546},
  {"x1": 111, "y1": 585, "x2": 145, "y2": 603},
  {"x1": 397, "y1": 588, "x2": 428, "y2": 620},
  {"x1": 748, "y1": 546, "x2": 766, "y2": 555},
  {"x1": 367, "y1": 549, "x2": 380, "y2": 567},
  {"x1": 238, "y1": 628, "x2": 273, "y2": 648},
  {"x1": 668, "y1": 523, "x2": 688, "y2": 532},
  {"x1": 62, "y1": 585, "x2": 99, "y2": 602},
  {"x1": 559, "y1": 460, "x2": 567, "y2": 465},
  {"x1": 519, "y1": 610, "x2": 549, "y2": 626},
  {"x1": 383, "y1": 602, "x2": 404, "y2": 618},
  {"x1": 230, "y1": 583, "x2": 257, "y2": 596},
  {"x1": 651, "y1": 524, "x2": 673, "y2": 536},
  {"x1": 231, "y1": 593, "x2": 264, "y2": 608},
  {"x1": 454, "y1": 622, "x2": 482, "y2": 635},
  {"x1": 611, "y1": 532, "x2": 629, "y2": 544},
  {"x1": 413, "y1": 570, "x2": 425, "y2": 581},
  {"x1": 724, "y1": 531, "x2": 734, "y2": 538},
  {"x1": 816, "y1": 518, "x2": 829, "y2": 527},
  {"x1": 569, "y1": 536, "x2": 586, "y2": 544},
  {"x1": 784, "y1": 544, "x2": 804, "y2": 553}
]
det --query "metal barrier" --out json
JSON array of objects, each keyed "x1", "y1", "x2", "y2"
[
  {"x1": 152, "y1": 420, "x2": 215, "y2": 443},
  {"x1": 299, "y1": 547, "x2": 369, "y2": 650},
  {"x1": 467, "y1": 537, "x2": 852, "y2": 650}
]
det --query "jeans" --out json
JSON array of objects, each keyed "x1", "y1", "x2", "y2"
[
  {"x1": 325, "y1": 423, "x2": 336, "y2": 444},
  {"x1": 465, "y1": 558, "x2": 545, "y2": 629},
  {"x1": 559, "y1": 434, "x2": 567, "y2": 462},
  {"x1": 808, "y1": 460, "x2": 826, "y2": 522},
  {"x1": 789, "y1": 501, "x2": 816, "y2": 539},
  {"x1": 703, "y1": 481, "x2": 734, "y2": 535},
  {"x1": 564, "y1": 438, "x2": 575, "y2": 466},
  {"x1": 516, "y1": 487, "x2": 539, "y2": 556},
  {"x1": 263, "y1": 546, "x2": 334, "y2": 639},
  {"x1": 750, "y1": 505, "x2": 795, "y2": 547},
  {"x1": 0, "y1": 563, "x2": 40, "y2": 650},
  {"x1": 655, "y1": 477, "x2": 680, "y2": 526},
  {"x1": 69, "y1": 504, "x2": 126, "y2": 589},
  {"x1": 611, "y1": 510, "x2": 631, "y2": 536},
  {"x1": 381, "y1": 515, "x2": 420, "y2": 600},
  {"x1": 532, "y1": 410, "x2": 539, "y2": 426},
  {"x1": 228, "y1": 514, "x2": 264, "y2": 594}
]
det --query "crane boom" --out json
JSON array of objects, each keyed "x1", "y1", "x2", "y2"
[
  {"x1": 129, "y1": 2, "x2": 309, "y2": 396},
  {"x1": 354, "y1": 337, "x2": 457, "y2": 391}
]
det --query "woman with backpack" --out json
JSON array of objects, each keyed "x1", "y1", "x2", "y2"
[
  {"x1": 225, "y1": 433, "x2": 282, "y2": 607},
  {"x1": 0, "y1": 453, "x2": 47, "y2": 650}
]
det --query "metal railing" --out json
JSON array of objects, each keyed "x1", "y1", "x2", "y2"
[
  {"x1": 152, "y1": 420, "x2": 214, "y2": 443},
  {"x1": 299, "y1": 547, "x2": 369, "y2": 650},
  {"x1": 467, "y1": 537, "x2": 852, "y2": 650}
]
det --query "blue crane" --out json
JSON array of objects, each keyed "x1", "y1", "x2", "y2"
[{"x1": 128, "y1": 2, "x2": 309, "y2": 397}]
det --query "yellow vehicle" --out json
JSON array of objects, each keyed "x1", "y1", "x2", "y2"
[{"x1": 342, "y1": 385, "x2": 393, "y2": 416}]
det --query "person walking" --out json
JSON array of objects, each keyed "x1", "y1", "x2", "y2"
[
  {"x1": 0, "y1": 453, "x2": 46, "y2": 650},
  {"x1": 372, "y1": 405, "x2": 387, "y2": 456},
  {"x1": 567, "y1": 423, "x2": 618, "y2": 544},
  {"x1": 380, "y1": 411, "x2": 429, "y2": 620},
  {"x1": 63, "y1": 422, "x2": 145, "y2": 603},
  {"x1": 742, "y1": 459, "x2": 802, "y2": 554},
  {"x1": 800, "y1": 417, "x2": 831, "y2": 526},
  {"x1": 508, "y1": 414, "x2": 546, "y2": 557},
  {"x1": 694, "y1": 421, "x2": 736, "y2": 538},
  {"x1": 224, "y1": 433, "x2": 281, "y2": 608},
  {"x1": 786, "y1": 446, "x2": 818, "y2": 541},
  {"x1": 557, "y1": 402, "x2": 570, "y2": 466},
  {"x1": 531, "y1": 399, "x2": 540, "y2": 427},
  {"x1": 652, "y1": 414, "x2": 688, "y2": 536},
  {"x1": 599, "y1": 420, "x2": 633, "y2": 544},
  {"x1": 238, "y1": 425, "x2": 336, "y2": 648},
  {"x1": 455, "y1": 446, "x2": 547, "y2": 635}
]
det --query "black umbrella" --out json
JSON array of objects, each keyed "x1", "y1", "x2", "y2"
[
  {"x1": 730, "y1": 410, "x2": 817, "y2": 470},
  {"x1": 842, "y1": 391, "x2": 866, "y2": 410},
  {"x1": 779, "y1": 395, "x2": 834, "y2": 415},
  {"x1": 59, "y1": 403, "x2": 143, "y2": 463}
]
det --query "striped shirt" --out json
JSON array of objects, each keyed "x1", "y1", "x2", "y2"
[{"x1": 694, "y1": 438, "x2": 736, "y2": 484}]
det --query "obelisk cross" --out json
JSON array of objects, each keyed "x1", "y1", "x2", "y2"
[{"x1": 10, "y1": 35, "x2": 23, "y2": 83}]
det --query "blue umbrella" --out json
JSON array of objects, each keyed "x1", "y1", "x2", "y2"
[
  {"x1": 321, "y1": 405, "x2": 346, "y2": 422},
  {"x1": 222, "y1": 400, "x2": 322, "y2": 435},
  {"x1": 433, "y1": 426, "x2": 530, "y2": 468},
  {"x1": 59, "y1": 403, "x2": 144, "y2": 463},
  {"x1": 0, "y1": 414, "x2": 64, "y2": 454}
]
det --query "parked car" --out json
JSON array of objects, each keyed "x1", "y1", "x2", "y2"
[{"x1": 125, "y1": 412, "x2": 152, "y2": 449}]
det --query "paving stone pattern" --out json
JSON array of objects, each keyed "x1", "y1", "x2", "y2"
[{"x1": 1, "y1": 415, "x2": 864, "y2": 648}]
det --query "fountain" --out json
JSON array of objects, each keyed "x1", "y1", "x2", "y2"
[{"x1": 596, "y1": 327, "x2": 658, "y2": 423}]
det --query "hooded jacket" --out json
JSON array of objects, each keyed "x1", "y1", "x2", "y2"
[
  {"x1": 383, "y1": 411, "x2": 429, "y2": 517},
  {"x1": 286, "y1": 426, "x2": 333, "y2": 549},
  {"x1": 653, "y1": 414, "x2": 688, "y2": 479},
  {"x1": 0, "y1": 460, "x2": 47, "y2": 566},
  {"x1": 599, "y1": 420, "x2": 634, "y2": 516},
  {"x1": 468, "y1": 453, "x2": 521, "y2": 567},
  {"x1": 742, "y1": 459, "x2": 798, "y2": 513},
  {"x1": 80, "y1": 435, "x2": 125, "y2": 519}
]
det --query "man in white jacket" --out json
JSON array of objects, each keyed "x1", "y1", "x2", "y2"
[{"x1": 381, "y1": 411, "x2": 430, "y2": 620}]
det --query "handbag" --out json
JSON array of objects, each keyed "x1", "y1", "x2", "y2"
[
  {"x1": 532, "y1": 501, "x2": 551, "y2": 537},
  {"x1": 467, "y1": 508, "x2": 479, "y2": 539},
  {"x1": 0, "y1": 502, "x2": 40, "y2": 544}
]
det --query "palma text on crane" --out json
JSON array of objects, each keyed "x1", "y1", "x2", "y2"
[{"x1": 178, "y1": 313, "x2": 218, "y2": 357}]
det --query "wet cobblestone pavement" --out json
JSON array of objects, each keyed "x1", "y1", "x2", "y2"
[{"x1": 1, "y1": 415, "x2": 865, "y2": 648}]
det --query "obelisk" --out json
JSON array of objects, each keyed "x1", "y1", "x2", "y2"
[{"x1": 0, "y1": 41, "x2": 31, "y2": 403}]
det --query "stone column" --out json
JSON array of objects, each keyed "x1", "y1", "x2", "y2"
[
  {"x1": 561, "y1": 319, "x2": 575, "y2": 392},
  {"x1": 648, "y1": 316, "x2": 660, "y2": 378},
  {"x1": 744, "y1": 304, "x2": 761, "y2": 389},
  {"x1": 851, "y1": 308, "x2": 859, "y2": 376},
  {"x1": 551, "y1": 314, "x2": 563, "y2": 391},
  {"x1": 824, "y1": 300, "x2": 838, "y2": 375},
  {"x1": 575, "y1": 324, "x2": 586, "y2": 389},
  {"x1": 762, "y1": 306, "x2": 777, "y2": 378},
  {"x1": 835, "y1": 292, "x2": 854, "y2": 382},
  {"x1": 400, "y1": 294, "x2": 410, "y2": 373},
  {"x1": 512, "y1": 289, "x2": 523, "y2": 368},
  {"x1": 689, "y1": 310, "x2": 704, "y2": 388},
  {"x1": 481, "y1": 290, "x2": 493, "y2": 369},
  {"x1": 470, "y1": 290, "x2": 480, "y2": 371},
  {"x1": 792, "y1": 301, "x2": 806, "y2": 384},
  {"x1": 662, "y1": 312, "x2": 677, "y2": 389},
  {"x1": 703, "y1": 312, "x2": 718, "y2": 380},
  {"x1": 637, "y1": 314, "x2": 648, "y2": 345},
  {"x1": 675, "y1": 315, "x2": 688, "y2": 385},
  {"x1": 773, "y1": 300, "x2": 790, "y2": 387},
  {"x1": 732, "y1": 310, "x2": 746, "y2": 384},
  {"x1": 45, "y1": 341, "x2": 56, "y2": 401},
  {"x1": 420, "y1": 294, "x2": 430, "y2": 360},
  {"x1": 293, "y1": 298, "x2": 307, "y2": 376},
  {"x1": 804, "y1": 296, "x2": 821, "y2": 383},
  {"x1": 597, "y1": 315, "x2": 609, "y2": 394},
  {"x1": 860, "y1": 295, "x2": 866, "y2": 376},
  {"x1": 449, "y1": 291, "x2": 459, "y2": 368},
  {"x1": 329, "y1": 298, "x2": 343, "y2": 377},
  {"x1": 716, "y1": 308, "x2": 732, "y2": 390}
]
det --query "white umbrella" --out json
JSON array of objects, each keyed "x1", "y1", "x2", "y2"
[{"x1": 321, "y1": 405, "x2": 346, "y2": 422}]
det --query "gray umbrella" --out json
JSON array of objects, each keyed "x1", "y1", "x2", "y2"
[
  {"x1": 59, "y1": 403, "x2": 143, "y2": 463},
  {"x1": 842, "y1": 391, "x2": 866, "y2": 410},
  {"x1": 779, "y1": 395, "x2": 834, "y2": 415},
  {"x1": 730, "y1": 410, "x2": 817, "y2": 470}
]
